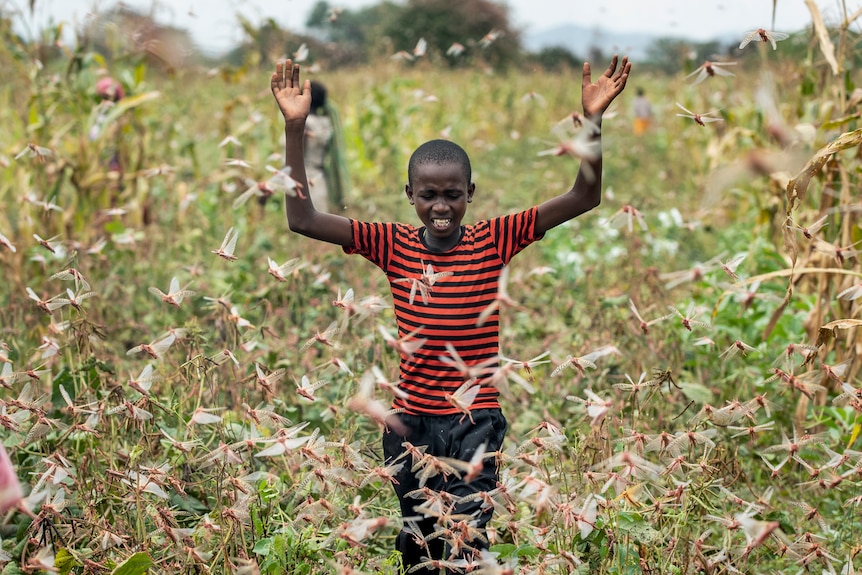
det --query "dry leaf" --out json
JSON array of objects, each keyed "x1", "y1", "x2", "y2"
[{"x1": 805, "y1": 0, "x2": 839, "y2": 75}]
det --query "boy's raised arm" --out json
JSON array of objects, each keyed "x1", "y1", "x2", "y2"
[
  {"x1": 271, "y1": 60, "x2": 354, "y2": 247},
  {"x1": 534, "y1": 55, "x2": 631, "y2": 236}
]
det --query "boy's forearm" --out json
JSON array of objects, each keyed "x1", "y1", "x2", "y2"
[
  {"x1": 567, "y1": 122, "x2": 603, "y2": 211},
  {"x1": 279, "y1": 120, "x2": 354, "y2": 247},
  {"x1": 283, "y1": 127, "x2": 315, "y2": 235},
  {"x1": 535, "y1": 127, "x2": 603, "y2": 235},
  {"x1": 570, "y1": 153, "x2": 603, "y2": 209}
]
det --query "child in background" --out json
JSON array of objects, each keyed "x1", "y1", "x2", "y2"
[
  {"x1": 633, "y1": 86, "x2": 652, "y2": 136},
  {"x1": 304, "y1": 81, "x2": 349, "y2": 213},
  {"x1": 270, "y1": 55, "x2": 630, "y2": 572}
]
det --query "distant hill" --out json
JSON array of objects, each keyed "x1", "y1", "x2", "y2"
[
  {"x1": 524, "y1": 24, "x2": 658, "y2": 60},
  {"x1": 523, "y1": 24, "x2": 738, "y2": 60}
]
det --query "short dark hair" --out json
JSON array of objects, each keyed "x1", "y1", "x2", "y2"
[
  {"x1": 310, "y1": 81, "x2": 328, "y2": 112},
  {"x1": 407, "y1": 140, "x2": 471, "y2": 185}
]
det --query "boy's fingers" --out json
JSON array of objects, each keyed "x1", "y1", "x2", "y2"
[
  {"x1": 582, "y1": 62, "x2": 592, "y2": 88},
  {"x1": 605, "y1": 54, "x2": 618, "y2": 76},
  {"x1": 616, "y1": 58, "x2": 630, "y2": 79}
]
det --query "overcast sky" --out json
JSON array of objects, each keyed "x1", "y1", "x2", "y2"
[{"x1": 6, "y1": 0, "x2": 839, "y2": 55}]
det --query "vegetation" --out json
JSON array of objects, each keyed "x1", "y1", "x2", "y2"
[{"x1": 1, "y1": 2, "x2": 862, "y2": 575}]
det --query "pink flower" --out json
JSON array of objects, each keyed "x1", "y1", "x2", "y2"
[
  {"x1": 96, "y1": 76, "x2": 124, "y2": 101},
  {"x1": 0, "y1": 443, "x2": 23, "y2": 513}
]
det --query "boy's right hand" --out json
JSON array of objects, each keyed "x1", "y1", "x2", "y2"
[{"x1": 271, "y1": 59, "x2": 311, "y2": 131}]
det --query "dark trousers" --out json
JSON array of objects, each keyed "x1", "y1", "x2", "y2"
[{"x1": 382, "y1": 409, "x2": 507, "y2": 574}]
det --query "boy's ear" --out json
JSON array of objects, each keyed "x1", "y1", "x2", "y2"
[
  {"x1": 467, "y1": 183, "x2": 475, "y2": 203},
  {"x1": 405, "y1": 184, "x2": 414, "y2": 205}
]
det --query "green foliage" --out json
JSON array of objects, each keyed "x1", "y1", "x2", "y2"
[
  {"x1": 530, "y1": 45, "x2": 582, "y2": 72},
  {"x1": 382, "y1": 0, "x2": 521, "y2": 68},
  {"x1": 111, "y1": 552, "x2": 154, "y2": 575},
  {"x1": 2, "y1": 6, "x2": 862, "y2": 575}
]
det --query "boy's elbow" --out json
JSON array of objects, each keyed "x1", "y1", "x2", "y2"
[
  {"x1": 286, "y1": 210, "x2": 310, "y2": 235},
  {"x1": 288, "y1": 218, "x2": 313, "y2": 237},
  {"x1": 577, "y1": 192, "x2": 601, "y2": 214}
]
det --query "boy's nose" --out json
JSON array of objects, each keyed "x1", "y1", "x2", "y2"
[{"x1": 432, "y1": 198, "x2": 449, "y2": 210}]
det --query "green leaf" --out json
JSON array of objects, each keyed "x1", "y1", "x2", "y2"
[
  {"x1": 52, "y1": 368, "x2": 75, "y2": 406},
  {"x1": 616, "y1": 511, "x2": 644, "y2": 530},
  {"x1": 54, "y1": 549, "x2": 78, "y2": 575},
  {"x1": 252, "y1": 538, "x2": 272, "y2": 556},
  {"x1": 489, "y1": 543, "x2": 516, "y2": 559},
  {"x1": 111, "y1": 552, "x2": 153, "y2": 575},
  {"x1": 102, "y1": 91, "x2": 161, "y2": 126},
  {"x1": 2, "y1": 562, "x2": 26, "y2": 575},
  {"x1": 171, "y1": 492, "x2": 209, "y2": 514},
  {"x1": 514, "y1": 544, "x2": 541, "y2": 558},
  {"x1": 679, "y1": 382, "x2": 714, "y2": 404},
  {"x1": 104, "y1": 220, "x2": 126, "y2": 235},
  {"x1": 134, "y1": 62, "x2": 147, "y2": 86},
  {"x1": 801, "y1": 73, "x2": 815, "y2": 96}
]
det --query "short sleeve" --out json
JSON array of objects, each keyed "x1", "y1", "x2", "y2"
[
  {"x1": 342, "y1": 220, "x2": 393, "y2": 270},
  {"x1": 489, "y1": 206, "x2": 544, "y2": 264}
]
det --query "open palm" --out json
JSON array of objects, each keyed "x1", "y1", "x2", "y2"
[
  {"x1": 270, "y1": 59, "x2": 311, "y2": 130},
  {"x1": 581, "y1": 55, "x2": 631, "y2": 119}
]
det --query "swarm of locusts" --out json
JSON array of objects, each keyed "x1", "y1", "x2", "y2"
[{"x1": 1, "y1": 11, "x2": 861, "y2": 575}]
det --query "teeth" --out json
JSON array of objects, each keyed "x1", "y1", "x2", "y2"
[{"x1": 432, "y1": 219, "x2": 451, "y2": 226}]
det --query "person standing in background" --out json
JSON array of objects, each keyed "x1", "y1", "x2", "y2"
[
  {"x1": 304, "y1": 81, "x2": 350, "y2": 212},
  {"x1": 633, "y1": 87, "x2": 652, "y2": 136}
]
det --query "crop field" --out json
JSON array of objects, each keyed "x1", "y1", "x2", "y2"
[{"x1": 1, "y1": 9, "x2": 862, "y2": 575}]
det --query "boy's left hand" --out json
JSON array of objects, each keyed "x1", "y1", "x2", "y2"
[{"x1": 582, "y1": 55, "x2": 631, "y2": 119}]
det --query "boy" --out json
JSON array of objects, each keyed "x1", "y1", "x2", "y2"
[{"x1": 271, "y1": 56, "x2": 630, "y2": 572}]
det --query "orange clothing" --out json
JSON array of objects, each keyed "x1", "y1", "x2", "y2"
[
  {"x1": 345, "y1": 207, "x2": 543, "y2": 415},
  {"x1": 634, "y1": 117, "x2": 651, "y2": 135}
]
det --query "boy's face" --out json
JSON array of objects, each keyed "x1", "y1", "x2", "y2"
[{"x1": 405, "y1": 161, "x2": 474, "y2": 244}]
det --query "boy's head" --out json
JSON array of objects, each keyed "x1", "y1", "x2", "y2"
[
  {"x1": 405, "y1": 140, "x2": 475, "y2": 251},
  {"x1": 407, "y1": 139, "x2": 471, "y2": 188}
]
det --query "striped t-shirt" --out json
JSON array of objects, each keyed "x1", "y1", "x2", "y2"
[{"x1": 344, "y1": 206, "x2": 543, "y2": 415}]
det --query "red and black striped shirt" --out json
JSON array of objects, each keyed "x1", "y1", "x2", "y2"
[{"x1": 344, "y1": 207, "x2": 543, "y2": 415}]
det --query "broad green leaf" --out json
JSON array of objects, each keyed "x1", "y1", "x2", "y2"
[
  {"x1": 2, "y1": 562, "x2": 26, "y2": 575},
  {"x1": 616, "y1": 510, "x2": 645, "y2": 529},
  {"x1": 514, "y1": 544, "x2": 541, "y2": 558},
  {"x1": 252, "y1": 538, "x2": 272, "y2": 555},
  {"x1": 489, "y1": 543, "x2": 516, "y2": 558},
  {"x1": 111, "y1": 552, "x2": 153, "y2": 575},
  {"x1": 54, "y1": 549, "x2": 77, "y2": 575}
]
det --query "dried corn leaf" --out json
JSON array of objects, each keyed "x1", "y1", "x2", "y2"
[
  {"x1": 817, "y1": 318, "x2": 862, "y2": 347},
  {"x1": 805, "y1": 0, "x2": 839, "y2": 75},
  {"x1": 821, "y1": 318, "x2": 862, "y2": 330},
  {"x1": 786, "y1": 128, "x2": 862, "y2": 213}
]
